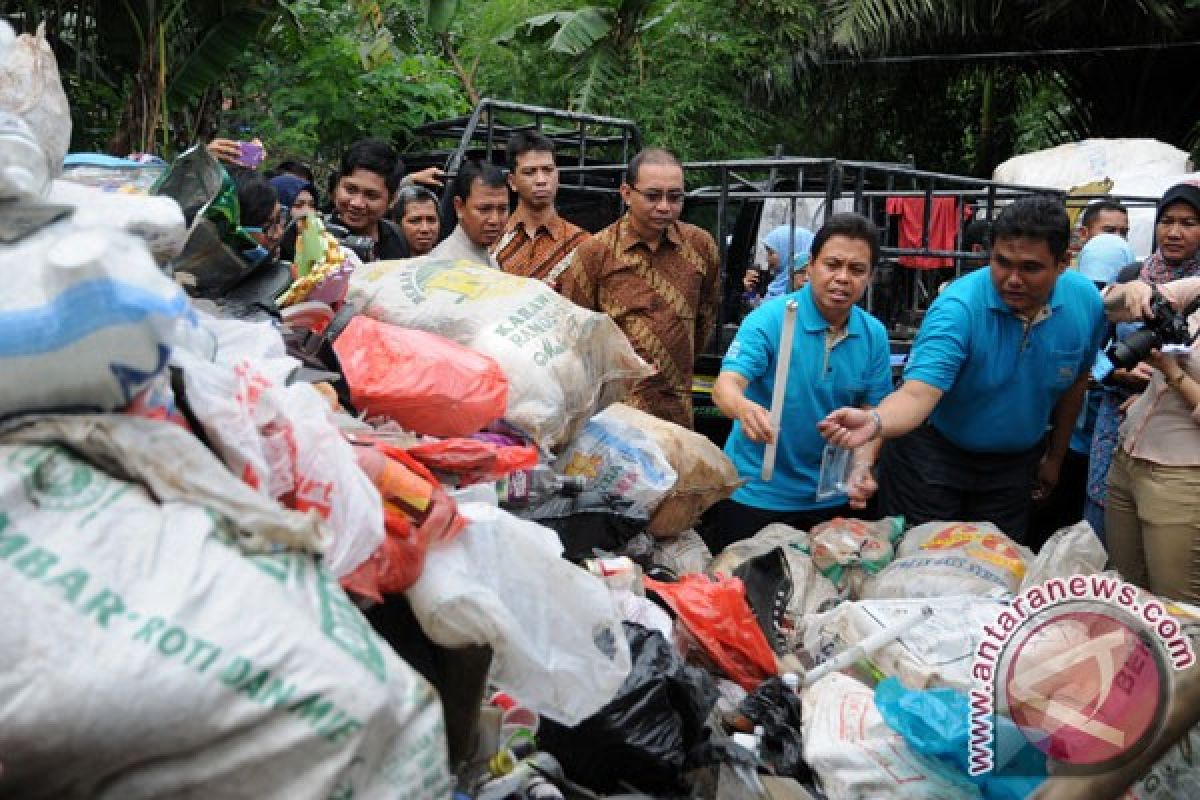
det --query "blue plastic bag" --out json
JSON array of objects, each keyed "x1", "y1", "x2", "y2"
[{"x1": 874, "y1": 677, "x2": 1047, "y2": 800}]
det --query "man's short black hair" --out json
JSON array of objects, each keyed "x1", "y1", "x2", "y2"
[
  {"x1": 506, "y1": 130, "x2": 555, "y2": 171},
  {"x1": 810, "y1": 212, "x2": 881, "y2": 267},
  {"x1": 453, "y1": 159, "x2": 508, "y2": 202},
  {"x1": 274, "y1": 159, "x2": 315, "y2": 184},
  {"x1": 1080, "y1": 199, "x2": 1128, "y2": 231},
  {"x1": 338, "y1": 138, "x2": 403, "y2": 194},
  {"x1": 991, "y1": 195, "x2": 1071, "y2": 261},
  {"x1": 962, "y1": 218, "x2": 991, "y2": 252},
  {"x1": 627, "y1": 147, "x2": 681, "y2": 186},
  {"x1": 395, "y1": 185, "x2": 439, "y2": 216},
  {"x1": 234, "y1": 171, "x2": 278, "y2": 229}
]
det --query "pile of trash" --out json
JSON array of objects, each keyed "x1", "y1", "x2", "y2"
[{"x1": 4, "y1": 20, "x2": 1200, "y2": 800}]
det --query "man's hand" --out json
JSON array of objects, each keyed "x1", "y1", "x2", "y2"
[
  {"x1": 206, "y1": 137, "x2": 241, "y2": 165},
  {"x1": 1110, "y1": 280, "x2": 1156, "y2": 320},
  {"x1": 846, "y1": 461, "x2": 877, "y2": 509},
  {"x1": 742, "y1": 269, "x2": 761, "y2": 293},
  {"x1": 736, "y1": 397, "x2": 775, "y2": 444},
  {"x1": 407, "y1": 166, "x2": 446, "y2": 189},
  {"x1": 1129, "y1": 362, "x2": 1156, "y2": 382},
  {"x1": 1032, "y1": 452, "x2": 1063, "y2": 502},
  {"x1": 818, "y1": 407, "x2": 878, "y2": 449}
]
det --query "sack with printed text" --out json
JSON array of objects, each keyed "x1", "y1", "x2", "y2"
[
  {"x1": 863, "y1": 521, "x2": 1033, "y2": 600},
  {"x1": 799, "y1": 597, "x2": 1008, "y2": 692},
  {"x1": 803, "y1": 673, "x2": 984, "y2": 800},
  {"x1": 599, "y1": 403, "x2": 741, "y2": 537},
  {"x1": 346, "y1": 258, "x2": 652, "y2": 451},
  {"x1": 554, "y1": 404, "x2": 677, "y2": 514},
  {"x1": 0, "y1": 442, "x2": 449, "y2": 800}
]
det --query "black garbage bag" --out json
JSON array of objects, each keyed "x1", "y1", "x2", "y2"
[
  {"x1": 736, "y1": 676, "x2": 810, "y2": 781},
  {"x1": 520, "y1": 490, "x2": 649, "y2": 562},
  {"x1": 733, "y1": 547, "x2": 793, "y2": 654},
  {"x1": 538, "y1": 622, "x2": 718, "y2": 795}
]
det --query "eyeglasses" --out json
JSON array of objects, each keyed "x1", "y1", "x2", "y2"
[{"x1": 629, "y1": 186, "x2": 686, "y2": 206}]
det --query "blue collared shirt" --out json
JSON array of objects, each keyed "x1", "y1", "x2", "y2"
[
  {"x1": 722, "y1": 286, "x2": 892, "y2": 510},
  {"x1": 904, "y1": 268, "x2": 1106, "y2": 453}
]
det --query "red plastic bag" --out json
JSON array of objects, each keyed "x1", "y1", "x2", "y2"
[
  {"x1": 341, "y1": 441, "x2": 468, "y2": 601},
  {"x1": 406, "y1": 438, "x2": 538, "y2": 486},
  {"x1": 645, "y1": 574, "x2": 777, "y2": 691},
  {"x1": 333, "y1": 316, "x2": 508, "y2": 437}
]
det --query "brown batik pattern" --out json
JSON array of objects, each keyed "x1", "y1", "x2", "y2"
[{"x1": 562, "y1": 215, "x2": 719, "y2": 428}]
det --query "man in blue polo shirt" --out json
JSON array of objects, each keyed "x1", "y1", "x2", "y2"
[
  {"x1": 707, "y1": 213, "x2": 892, "y2": 553},
  {"x1": 819, "y1": 195, "x2": 1106, "y2": 543}
]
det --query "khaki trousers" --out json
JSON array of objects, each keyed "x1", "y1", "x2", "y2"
[{"x1": 1106, "y1": 448, "x2": 1200, "y2": 604}]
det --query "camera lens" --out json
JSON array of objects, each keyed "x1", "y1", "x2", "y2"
[{"x1": 1106, "y1": 329, "x2": 1162, "y2": 371}]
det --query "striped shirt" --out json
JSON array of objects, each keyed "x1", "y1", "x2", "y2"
[{"x1": 561, "y1": 214, "x2": 720, "y2": 428}]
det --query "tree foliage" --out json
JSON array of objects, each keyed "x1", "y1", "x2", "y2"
[
  {"x1": 5, "y1": 0, "x2": 1198, "y2": 174},
  {"x1": 225, "y1": 0, "x2": 466, "y2": 171}
]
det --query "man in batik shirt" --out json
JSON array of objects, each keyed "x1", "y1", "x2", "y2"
[
  {"x1": 493, "y1": 130, "x2": 589, "y2": 289},
  {"x1": 561, "y1": 148, "x2": 720, "y2": 428}
]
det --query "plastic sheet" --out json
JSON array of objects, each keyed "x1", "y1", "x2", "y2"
[
  {"x1": 406, "y1": 503, "x2": 631, "y2": 725},
  {"x1": 405, "y1": 437, "x2": 538, "y2": 486},
  {"x1": 334, "y1": 316, "x2": 508, "y2": 438},
  {"x1": 646, "y1": 573, "x2": 778, "y2": 691},
  {"x1": 874, "y1": 677, "x2": 1047, "y2": 800}
]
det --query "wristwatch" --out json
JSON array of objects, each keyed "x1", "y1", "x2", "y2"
[{"x1": 868, "y1": 409, "x2": 884, "y2": 440}]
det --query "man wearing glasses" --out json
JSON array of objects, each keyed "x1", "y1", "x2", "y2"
[{"x1": 561, "y1": 148, "x2": 720, "y2": 428}]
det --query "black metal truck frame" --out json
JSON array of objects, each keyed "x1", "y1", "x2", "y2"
[{"x1": 400, "y1": 99, "x2": 1161, "y2": 436}]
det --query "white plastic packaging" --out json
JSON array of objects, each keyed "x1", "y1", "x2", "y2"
[
  {"x1": 0, "y1": 20, "x2": 71, "y2": 182},
  {"x1": 0, "y1": 110, "x2": 48, "y2": 198},
  {"x1": 406, "y1": 503, "x2": 632, "y2": 725},
  {"x1": 815, "y1": 442, "x2": 853, "y2": 501},
  {"x1": 172, "y1": 316, "x2": 384, "y2": 578}
]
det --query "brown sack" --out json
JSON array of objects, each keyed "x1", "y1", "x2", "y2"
[{"x1": 602, "y1": 403, "x2": 741, "y2": 538}]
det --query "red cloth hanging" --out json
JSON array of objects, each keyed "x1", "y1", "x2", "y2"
[{"x1": 886, "y1": 196, "x2": 964, "y2": 269}]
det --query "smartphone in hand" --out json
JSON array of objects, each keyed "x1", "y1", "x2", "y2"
[{"x1": 235, "y1": 140, "x2": 265, "y2": 169}]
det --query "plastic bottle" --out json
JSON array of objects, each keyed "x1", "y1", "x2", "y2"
[
  {"x1": 0, "y1": 111, "x2": 49, "y2": 199},
  {"x1": 499, "y1": 464, "x2": 586, "y2": 508}
]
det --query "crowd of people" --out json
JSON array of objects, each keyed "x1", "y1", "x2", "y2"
[{"x1": 211, "y1": 131, "x2": 1200, "y2": 605}]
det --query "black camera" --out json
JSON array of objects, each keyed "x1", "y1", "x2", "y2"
[
  {"x1": 325, "y1": 220, "x2": 376, "y2": 263},
  {"x1": 1106, "y1": 288, "x2": 1196, "y2": 371}
]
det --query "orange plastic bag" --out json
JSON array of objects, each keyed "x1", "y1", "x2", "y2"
[
  {"x1": 645, "y1": 574, "x2": 777, "y2": 691},
  {"x1": 333, "y1": 316, "x2": 508, "y2": 437},
  {"x1": 341, "y1": 441, "x2": 468, "y2": 601},
  {"x1": 406, "y1": 438, "x2": 538, "y2": 486}
]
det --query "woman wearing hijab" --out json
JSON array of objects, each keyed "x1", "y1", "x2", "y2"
[
  {"x1": 1101, "y1": 182, "x2": 1200, "y2": 602},
  {"x1": 269, "y1": 173, "x2": 319, "y2": 221}
]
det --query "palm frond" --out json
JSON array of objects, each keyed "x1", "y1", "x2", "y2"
[
  {"x1": 167, "y1": 6, "x2": 276, "y2": 105},
  {"x1": 570, "y1": 42, "x2": 621, "y2": 111}
]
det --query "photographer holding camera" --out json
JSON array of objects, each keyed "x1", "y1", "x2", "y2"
[
  {"x1": 1101, "y1": 181, "x2": 1200, "y2": 603},
  {"x1": 280, "y1": 138, "x2": 441, "y2": 263}
]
